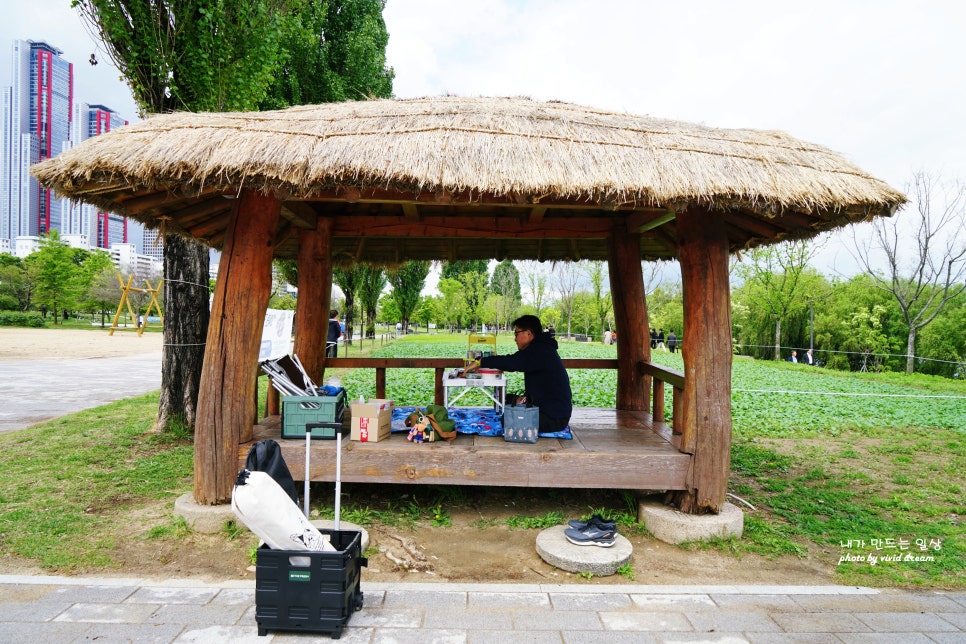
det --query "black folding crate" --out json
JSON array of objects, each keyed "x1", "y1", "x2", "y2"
[{"x1": 255, "y1": 529, "x2": 367, "y2": 639}]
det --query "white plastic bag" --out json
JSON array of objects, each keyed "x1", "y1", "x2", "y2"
[{"x1": 231, "y1": 469, "x2": 335, "y2": 551}]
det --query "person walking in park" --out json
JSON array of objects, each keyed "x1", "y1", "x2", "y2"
[
  {"x1": 327, "y1": 310, "x2": 342, "y2": 358},
  {"x1": 667, "y1": 329, "x2": 678, "y2": 353}
]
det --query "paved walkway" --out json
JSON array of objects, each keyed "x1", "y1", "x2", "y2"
[
  {"x1": 0, "y1": 353, "x2": 162, "y2": 433},
  {"x1": 1, "y1": 575, "x2": 964, "y2": 643}
]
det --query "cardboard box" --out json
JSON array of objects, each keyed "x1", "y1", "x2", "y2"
[{"x1": 350, "y1": 399, "x2": 393, "y2": 442}]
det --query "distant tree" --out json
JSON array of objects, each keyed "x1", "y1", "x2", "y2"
[
  {"x1": 357, "y1": 264, "x2": 385, "y2": 338},
  {"x1": 734, "y1": 238, "x2": 824, "y2": 360},
  {"x1": 490, "y1": 260, "x2": 521, "y2": 330},
  {"x1": 584, "y1": 260, "x2": 611, "y2": 336},
  {"x1": 441, "y1": 260, "x2": 488, "y2": 280},
  {"x1": 554, "y1": 261, "x2": 581, "y2": 337},
  {"x1": 441, "y1": 260, "x2": 488, "y2": 328},
  {"x1": 77, "y1": 252, "x2": 117, "y2": 324},
  {"x1": 0, "y1": 255, "x2": 34, "y2": 312},
  {"x1": 437, "y1": 276, "x2": 468, "y2": 331},
  {"x1": 388, "y1": 261, "x2": 430, "y2": 334},
  {"x1": 333, "y1": 266, "x2": 362, "y2": 344},
  {"x1": 518, "y1": 260, "x2": 549, "y2": 315},
  {"x1": 30, "y1": 231, "x2": 78, "y2": 325},
  {"x1": 841, "y1": 304, "x2": 895, "y2": 372},
  {"x1": 916, "y1": 291, "x2": 966, "y2": 378},
  {"x1": 851, "y1": 171, "x2": 966, "y2": 374}
]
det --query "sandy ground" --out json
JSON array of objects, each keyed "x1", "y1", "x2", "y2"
[{"x1": 0, "y1": 326, "x2": 163, "y2": 360}]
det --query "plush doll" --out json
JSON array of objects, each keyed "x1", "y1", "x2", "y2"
[
  {"x1": 406, "y1": 413, "x2": 430, "y2": 443},
  {"x1": 404, "y1": 407, "x2": 458, "y2": 443}
]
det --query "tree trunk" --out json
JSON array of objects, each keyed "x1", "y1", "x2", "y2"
[
  {"x1": 906, "y1": 328, "x2": 916, "y2": 375},
  {"x1": 194, "y1": 190, "x2": 280, "y2": 505},
  {"x1": 607, "y1": 226, "x2": 650, "y2": 411},
  {"x1": 156, "y1": 235, "x2": 210, "y2": 432},
  {"x1": 773, "y1": 317, "x2": 781, "y2": 361},
  {"x1": 669, "y1": 208, "x2": 733, "y2": 514},
  {"x1": 293, "y1": 219, "x2": 332, "y2": 384}
]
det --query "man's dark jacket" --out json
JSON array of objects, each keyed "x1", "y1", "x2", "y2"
[{"x1": 480, "y1": 332, "x2": 572, "y2": 422}]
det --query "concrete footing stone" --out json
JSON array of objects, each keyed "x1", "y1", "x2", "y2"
[
  {"x1": 535, "y1": 525, "x2": 632, "y2": 576},
  {"x1": 173, "y1": 493, "x2": 236, "y2": 534},
  {"x1": 639, "y1": 499, "x2": 743, "y2": 544}
]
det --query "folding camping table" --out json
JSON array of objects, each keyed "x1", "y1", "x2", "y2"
[{"x1": 442, "y1": 369, "x2": 507, "y2": 413}]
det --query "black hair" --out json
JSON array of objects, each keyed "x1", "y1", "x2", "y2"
[{"x1": 512, "y1": 314, "x2": 542, "y2": 335}]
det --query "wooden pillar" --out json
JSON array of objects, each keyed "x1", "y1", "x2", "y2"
[
  {"x1": 293, "y1": 217, "x2": 333, "y2": 384},
  {"x1": 670, "y1": 207, "x2": 733, "y2": 514},
  {"x1": 194, "y1": 190, "x2": 281, "y2": 505},
  {"x1": 607, "y1": 226, "x2": 650, "y2": 411}
]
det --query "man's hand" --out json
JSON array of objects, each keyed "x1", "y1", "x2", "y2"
[{"x1": 463, "y1": 360, "x2": 480, "y2": 374}]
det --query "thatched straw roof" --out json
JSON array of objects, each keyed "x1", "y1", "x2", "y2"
[{"x1": 32, "y1": 95, "x2": 904, "y2": 263}]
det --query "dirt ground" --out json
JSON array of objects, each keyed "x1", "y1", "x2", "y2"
[{"x1": 1, "y1": 327, "x2": 839, "y2": 585}]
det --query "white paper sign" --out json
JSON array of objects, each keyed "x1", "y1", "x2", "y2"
[{"x1": 259, "y1": 309, "x2": 295, "y2": 361}]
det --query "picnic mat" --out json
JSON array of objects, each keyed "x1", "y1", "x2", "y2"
[{"x1": 390, "y1": 406, "x2": 571, "y2": 440}]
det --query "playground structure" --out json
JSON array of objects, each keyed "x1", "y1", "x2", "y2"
[{"x1": 109, "y1": 274, "x2": 164, "y2": 336}]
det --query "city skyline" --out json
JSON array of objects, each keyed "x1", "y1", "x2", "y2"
[{"x1": 0, "y1": 38, "x2": 145, "y2": 260}]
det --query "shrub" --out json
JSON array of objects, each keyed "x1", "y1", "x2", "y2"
[{"x1": 0, "y1": 311, "x2": 47, "y2": 328}]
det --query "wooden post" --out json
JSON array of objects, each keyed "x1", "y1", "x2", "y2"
[
  {"x1": 193, "y1": 190, "x2": 281, "y2": 505},
  {"x1": 293, "y1": 217, "x2": 333, "y2": 384},
  {"x1": 670, "y1": 207, "x2": 733, "y2": 514},
  {"x1": 607, "y1": 226, "x2": 650, "y2": 411}
]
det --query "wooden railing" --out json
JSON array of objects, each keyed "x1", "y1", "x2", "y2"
[
  {"x1": 638, "y1": 360, "x2": 685, "y2": 436},
  {"x1": 320, "y1": 357, "x2": 685, "y2": 437}
]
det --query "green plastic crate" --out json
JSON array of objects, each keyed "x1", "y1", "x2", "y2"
[{"x1": 281, "y1": 391, "x2": 346, "y2": 439}]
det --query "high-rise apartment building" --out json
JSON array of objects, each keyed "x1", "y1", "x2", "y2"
[
  {"x1": 1, "y1": 40, "x2": 144, "y2": 256},
  {"x1": 1, "y1": 40, "x2": 73, "y2": 246},
  {"x1": 67, "y1": 103, "x2": 142, "y2": 250}
]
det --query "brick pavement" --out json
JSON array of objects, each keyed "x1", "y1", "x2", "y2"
[{"x1": 1, "y1": 575, "x2": 963, "y2": 642}]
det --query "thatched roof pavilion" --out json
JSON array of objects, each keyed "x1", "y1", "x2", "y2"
[
  {"x1": 33, "y1": 96, "x2": 905, "y2": 511},
  {"x1": 34, "y1": 96, "x2": 903, "y2": 263}
]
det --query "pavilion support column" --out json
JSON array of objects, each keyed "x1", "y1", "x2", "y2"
[
  {"x1": 194, "y1": 190, "x2": 281, "y2": 505},
  {"x1": 669, "y1": 207, "x2": 733, "y2": 514},
  {"x1": 293, "y1": 217, "x2": 333, "y2": 384},
  {"x1": 607, "y1": 226, "x2": 650, "y2": 411}
]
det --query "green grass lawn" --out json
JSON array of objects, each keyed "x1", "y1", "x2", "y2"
[{"x1": 1, "y1": 331, "x2": 963, "y2": 587}]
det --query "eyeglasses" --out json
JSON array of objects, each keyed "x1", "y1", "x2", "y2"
[{"x1": 513, "y1": 329, "x2": 528, "y2": 336}]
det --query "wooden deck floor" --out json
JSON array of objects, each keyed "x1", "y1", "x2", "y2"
[{"x1": 240, "y1": 408, "x2": 690, "y2": 490}]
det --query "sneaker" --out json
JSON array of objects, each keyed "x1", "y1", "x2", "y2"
[
  {"x1": 564, "y1": 524, "x2": 617, "y2": 547},
  {"x1": 567, "y1": 513, "x2": 616, "y2": 531}
]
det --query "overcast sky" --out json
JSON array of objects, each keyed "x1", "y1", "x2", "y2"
[{"x1": 3, "y1": 0, "x2": 963, "y2": 278}]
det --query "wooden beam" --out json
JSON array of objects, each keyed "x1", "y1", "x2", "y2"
[
  {"x1": 722, "y1": 210, "x2": 786, "y2": 240},
  {"x1": 626, "y1": 210, "x2": 675, "y2": 233},
  {"x1": 670, "y1": 207, "x2": 733, "y2": 514},
  {"x1": 194, "y1": 189, "x2": 281, "y2": 505},
  {"x1": 529, "y1": 206, "x2": 547, "y2": 223},
  {"x1": 294, "y1": 219, "x2": 333, "y2": 385},
  {"x1": 608, "y1": 225, "x2": 650, "y2": 411},
  {"x1": 280, "y1": 201, "x2": 319, "y2": 229},
  {"x1": 121, "y1": 186, "x2": 223, "y2": 215},
  {"x1": 402, "y1": 203, "x2": 419, "y2": 219},
  {"x1": 569, "y1": 239, "x2": 581, "y2": 260},
  {"x1": 174, "y1": 197, "x2": 234, "y2": 228},
  {"x1": 332, "y1": 215, "x2": 615, "y2": 238},
  {"x1": 301, "y1": 186, "x2": 655, "y2": 211}
]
